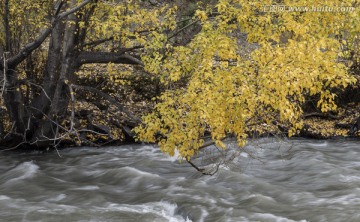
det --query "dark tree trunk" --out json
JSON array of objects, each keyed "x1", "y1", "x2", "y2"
[
  {"x1": 4, "y1": 0, "x2": 11, "y2": 52},
  {"x1": 3, "y1": 67, "x2": 27, "y2": 134},
  {"x1": 30, "y1": 0, "x2": 80, "y2": 145},
  {"x1": 0, "y1": 0, "x2": 145, "y2": 149},
  {"x1": 31, "y1": 21, "x2": 66, "y2": 118}
]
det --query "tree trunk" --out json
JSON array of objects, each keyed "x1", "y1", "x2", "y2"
[
  {"x1": 0, "y1": 0, "x2": 146, "y2": 149},
  {"x1": 30, "y1": 0, "x2": 80, "y2": 145},
  {"x1": 3, "y1": 66, "x2": 27, "y2": 134}
]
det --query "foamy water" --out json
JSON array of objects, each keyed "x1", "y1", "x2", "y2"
[{"x1": 0, "y1": 138, "x2": 359, "y2": 221}]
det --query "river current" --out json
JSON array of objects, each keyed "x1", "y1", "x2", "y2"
[{"x1": 0, "y1": 138, "x2": 359, "y2": 222}]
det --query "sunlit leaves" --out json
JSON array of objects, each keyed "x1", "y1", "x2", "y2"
[
  {"x1": 136, "y1": 0, "x2": 358, "y2": 161},
  {"x1": 86, "y1": 1, "x2": 177, "y2": 50}
]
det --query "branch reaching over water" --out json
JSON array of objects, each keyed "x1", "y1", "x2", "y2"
[{"x1": 187, "y1": 160, "x2": 218, "y2": 176}]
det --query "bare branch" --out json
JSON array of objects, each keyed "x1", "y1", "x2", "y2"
[
  {"x1": 1, "y1": 53, "x2": 9, "y2": 96},
  {"x1": 54, "y1": 0, "x2": 65, "y2": 16},
  {"x1": 198, "y1": 136, "x2": 230, "y2": 151},
  {"x1": 168, "y1": 19, "x2": 199, "y2": 40},
  {"x1": 4, "y1": 0, "x2": 10, "y2": 51},
  {"x1": 77, "y1": 52, "x2": 143, "y2": 66},
  {"x1": 71, "y1": 84, "x2": 142, "y2": 124},
  {"x1": 69, "y1": 84, "x2": 76, "y2": 131},
  {"x1": 187, "y1": 160, "x2": 217, "y2": 176},
  {"x1": 19, "y1": 80, "x2": 51, "y2": 101},
  {"x1": 57, "y1": 0, "x2": 92, "y2": 20},
  {"x1": 83, "y1": 37, "x2": 114, "y2": 47}
]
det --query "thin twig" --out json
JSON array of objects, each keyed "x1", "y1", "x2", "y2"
[
  {"x1": 1, "y1": 52, "x2": 9, "y2": 96},
  {"x1": 187, "y1": 160, "x2": 217, "y2": 176},
  {"x1": 69, "y1": 84, "x2": 76, "y2": 131},
  {"x1": 168, "y1": 19, "x2": 199, "y2": 40},
  {"x1": 20, "y1": 80, "x2": 51, "y2": 101}
]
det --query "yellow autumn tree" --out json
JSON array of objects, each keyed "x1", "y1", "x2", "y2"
[
  {"x1": 0, "y1": 0, "x2": 178, "y2": 148},
  {"x1": 0, "y1": 0, "x2": 358, "y2": 151},
  {"x1": 135, "y1": 0, "x2": 359, "y2": 160}
]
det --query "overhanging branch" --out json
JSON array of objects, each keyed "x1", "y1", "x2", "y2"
[
  {"x1": 187, "y1": 160, "x2": 217, "y2": 176},
  {"x1": 71, "y1": 84, "x2": 142, "y2": 124},
  {"x1": 76, "y1": 52, "x2": 143, "y2": 66}
]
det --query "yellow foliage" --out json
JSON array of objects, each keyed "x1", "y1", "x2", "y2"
[
  {"x1": 2, "y1": 0, "x2": 358, "y2": 157},
  {"x1": 0, "y1": 0, "x2": 51, "y2": 46},
  {"x1": 87, "y1": 1, "x2": 177, "y2": 50},
  {"x1": 135, "y1": 0, "x2": 359, "y2": 161}
]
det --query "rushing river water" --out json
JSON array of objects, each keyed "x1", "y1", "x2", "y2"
[{"x1": 0, "y1": 138, "x2": 360, "y2": 222}]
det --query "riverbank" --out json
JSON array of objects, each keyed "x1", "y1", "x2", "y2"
[{"x1": 0, "y1": 67, "x2": 359, "y2": 151}]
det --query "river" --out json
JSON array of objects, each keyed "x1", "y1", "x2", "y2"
[{"x1": 0, "y1": 138, "x2": 359, "y2": 222}]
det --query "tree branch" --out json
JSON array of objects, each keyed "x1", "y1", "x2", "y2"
[
  {"x1": 4, "y1": 0, "x2": 10, "y2": 51},
  {"x1": 54, "y1": 0, "x2": 65, "y2": 16},
  {"x1": 82, "y1": 37, "x2": 114, "y2": 47},
  {"x1": 187, "y1": 160, "x2": 217, "y2": 176},
  {"x1": 168, "y1": 19, "x2": 199, "y2": 40},
  {"x1": 57, "y1": 0, "x2": 92, "y2": 20},
  {"x1": 198, "y1": 136, "x2": 229, "y2": 150},
  {"x1": 71, "y1": 84, "x2": 142, "y2": 124},
  {"x1": 7, "y1": 0, "x2": 92, "y2": 67},
  {"x1": 78, "y1": 2, "x2": 98, "y2": 46},
  {"x1": 1, "y1": 53, "x2": 9, "y2": 96},
  {"x1": 76, "y1": 52, "x2": 143, "y2": 66},
  {"x1": 69, "y1": 84, "x2": 76, "y2": 131}
]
